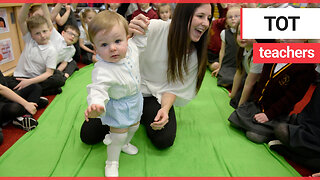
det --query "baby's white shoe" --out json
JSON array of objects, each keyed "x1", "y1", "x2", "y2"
[
  {"x1": 121, "y1": 143, "x2": 138, "y2": 155},
  {"x1": 105, "y1": 161, "x2": 119, "y2": 177}
]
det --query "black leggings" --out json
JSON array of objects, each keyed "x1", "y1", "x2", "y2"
[
  {"x1": 40, "y1": 70, "x2": 66, "y2": 95},
  {"x1": 0, "y1": 83, "x2": 42, "y2": 124},
  {"x1": 16, "y1": 83, "x2": 42, "y2": 103},
  {"x1": 80, "y1": 96, "x2": 177, "y2": 149},
  {"x1": 5, "y1": 74, "x2": 64, "y2": 96},
  {"x1": 63, "y1": 60, "x2": 79, "y2": 77}
]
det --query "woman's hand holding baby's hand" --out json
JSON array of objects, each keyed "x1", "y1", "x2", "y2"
[{"x1": 128, "y1": 14, "x2": 150, "y2": 37}]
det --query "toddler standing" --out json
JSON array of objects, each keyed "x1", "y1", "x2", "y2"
[{"x1": 84, "y1": 10, "x2": 148, "y2": 177}]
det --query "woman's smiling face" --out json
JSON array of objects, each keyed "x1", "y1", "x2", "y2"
[{"x1": 189, "y1": 3, "x2": 212, "y2": 42}]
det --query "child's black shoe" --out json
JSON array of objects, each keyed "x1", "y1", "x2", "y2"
[
  {"x1": 13, "y1": 115, "x2": 38, "y2": 131},
  {"x1": 38, "y1": 97, "x2": 49, "y2": 109}
]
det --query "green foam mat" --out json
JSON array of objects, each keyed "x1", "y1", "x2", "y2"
[{"x1": 0, "y1": 65, "x2": 300, "y2": 177}]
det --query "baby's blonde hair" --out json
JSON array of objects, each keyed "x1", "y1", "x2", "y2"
[{"x1": 88, "y1": 10, "x2": 128, "y2": 43}]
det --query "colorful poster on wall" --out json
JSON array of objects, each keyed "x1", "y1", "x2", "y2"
[
  {"x1": 0, "y1": 38, "x2": 14, "y2": 65},
  {"x1": 0, "y1": 8, "x2": 9, "y2": 33}
]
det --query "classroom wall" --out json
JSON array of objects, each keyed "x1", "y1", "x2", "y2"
[{"x1": 0, "y1": 4, "x2": 24, "y2": 76}]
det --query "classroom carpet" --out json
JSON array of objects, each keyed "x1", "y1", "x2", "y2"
[{"x1": 0, "y1": 65, "x2": 300, "y2": 177}]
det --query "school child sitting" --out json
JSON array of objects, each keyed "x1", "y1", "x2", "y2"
[
  {"x1": 0, "y1": 70, "x2": 46, "y2": 144},
  {"x1": 229, "y1": 23, "x2": 262, "y2": 108},
  {"x1": 55, "y1": 3, "x2": 81, "y2": 63},
  {"x1": 41, "y1": 24, "x2": 80, "y2": 95},
  {"x1": 51, "y1": 24, "x2": 80, "y2": 80},
  {"x1": 207, "y1": 17, "x2": 226, "y2": 73},
  {"x1": 5, "y1": 4, "x2": 63, "y2": 97},
  {"x1": 212, "y1": 6, "x2": 240, "y2": 88},
  {"x1": 25, "y1": 4, "x2": 80, "y2": 95},
  {"x1": 268, "y1": 64, "x2": 320, "y2": 172},
  {"x1": 131, "y1": 3, "x2": 159, "y2": 20},
  {"x1": 84, "y1": 11, "x2": 148, "y2": 177},
  {"x1": 228, "y1": 40, "x2": 316, "y2": 144},
  {"x1": 31, "y1": 4, "x2": 80, "y2": 79},
  {"x1": 79, "y1": 8, "x2": 97, "y2": 65}
]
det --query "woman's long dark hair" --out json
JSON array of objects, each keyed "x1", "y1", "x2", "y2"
[{"x1": 167, "y1": 3, "x2": 214, "y2": 93}]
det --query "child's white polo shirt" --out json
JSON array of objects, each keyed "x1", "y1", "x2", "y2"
[
  {"x1": 50, "y1": 28, "x2": 76, "y2": 64},
  {"x1": 14, "y1": 32, "x2": 57, "y2": 78}
]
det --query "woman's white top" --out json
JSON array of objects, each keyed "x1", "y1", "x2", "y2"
[{"x1": 132, "y1": 19, "x2": 199, "y2": 106}]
